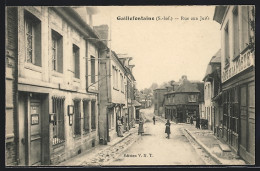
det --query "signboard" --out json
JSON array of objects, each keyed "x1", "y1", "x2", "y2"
[{"x1": 31, "y1": 114, "x2": 39, "y2": 125}]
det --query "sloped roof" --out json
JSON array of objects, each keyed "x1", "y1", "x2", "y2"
[
  {"x1": 210, "y1": 49, "x2": 221, "y2": 64},
  {"x1": 203, "y1": 49, "x2": 221, "y2": 81},
  {"x1": 175, "y1": 80, "x2": 200, "y2": 93}
]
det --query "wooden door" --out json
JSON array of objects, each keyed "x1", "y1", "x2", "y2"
[{"x1": 29, "y1": 101, "x2": 42, "y2": 165}]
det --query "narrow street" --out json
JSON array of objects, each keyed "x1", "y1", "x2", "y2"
[{"x1": 108, "y1": 107, "x2": 216, "y2": 165}]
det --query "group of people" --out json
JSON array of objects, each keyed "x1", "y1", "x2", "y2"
[
  {"x1": 138, "y1": 115, "x2": 171, "y2": 139},
  {"x1": 119, "y1": 114, "x2": 200, "y2": 139}
]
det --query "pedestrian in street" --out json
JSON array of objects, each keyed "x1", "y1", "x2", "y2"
[
  {"x1": 153, "y1": 116, "x2": 156, "y2": 125},
  {"x1": 196, "y1": 116, "x2": 200, "y2": 129},
  {"x1": 190, "y1": 116, "x2": 193, "y2": 125},
  {"x1": 138, "y1": 117, "x2": 144, "y2": 136},
  {"x1": 165, "y1": 119, "x2": 171, "y2": 139},
  {"x1": 117, "y1": 117, "x2": 123, "y2": 137}
]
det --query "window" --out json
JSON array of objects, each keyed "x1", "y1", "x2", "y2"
[
  {"x1": 233, "y1": 7, "x2": 240, "y2": 58},
  {"x1": 73, "y1": 45, "x2": 80, "y2": 78},
  {"x1": 155, "y1": 103, "x2": 158, "y2": 110},
  {"x1": 116, "y1": 70, "x2": 118, "y2": 89},
  {"x1": 74, "y1": 100, "x2": 81, "y2": 136},
  {"x1": 91, "y1": 101, "x2": 96, "y2": 130},
  {"x1": 91, "y1": 56, "x2": 95, "y2": 83},
  {"x1": 51, "y1": 30, "x2": 63, "y2": 73},
  {"x1": 241, "y1": 6, "x2": 249, "y2": 51},
  {"x1": 24, "y1": 11, "x2": 41, "y2": 66},
  {"x1": 188, "y1": 94, "x2": 197, "y2": 102},
  {"x1": 83, "y1": 100, "x2": 90, "y2": 133},
  {"x1": 52, "y1": 97, "x2": 65, "y2": 145},
  {"x1": 224, "y1": 23, "x2": 230, "y2": 66},
  {"x1": 120, "y1": 73, "x2": 124, "y2": 92}
]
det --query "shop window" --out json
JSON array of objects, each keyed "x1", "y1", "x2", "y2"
[
  {"x1": 73, "y1": 45, "x2": 80, "y2": 79},
  {"x1": 52, "y1": 97, "x2": 65, "y2": 145},
  {"x1": 51, "y1": 30, "x2": 63, "y2": 73},
  {"x1": 24, "y1": 11, "x2": 41, "y2": 66},
  {"x1": 91, "y1": 101, "x2": 96, "y2": 130},
  {"x1": 83, "y1": 100, "x2": 90, "y2": 133},
  {"x1": 74, "y1": 100, "x2": 81, "y2": 136}
]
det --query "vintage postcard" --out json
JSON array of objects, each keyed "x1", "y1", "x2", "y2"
[{"x1": 5, "y1": 5, "x2": 255, "y2": 167}]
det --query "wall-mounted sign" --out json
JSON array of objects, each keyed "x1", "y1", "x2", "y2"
[
  {"x1": 68, "y1": 105, "x2": 74, "y2": 115},
  {"x1": 31, "y1": 114, "x2": 39, "y2": 125}
]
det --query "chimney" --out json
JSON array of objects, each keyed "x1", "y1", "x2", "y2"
[
  {"x1": 170, "y1": 80, "x2": 175, "y2": 91},
  {"x1": 86, "y1": 7, "x2": 99, "y2": 28}
]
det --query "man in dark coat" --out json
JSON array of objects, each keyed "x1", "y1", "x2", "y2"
[
  {"x1": 196, "y1": 116, "x2": 200, "y2": 129},
  {"x1": 153, "y1": 116, "x2": 156, "y2": 125},
  {"x1": 165, "y1": 119, "x2": 171, "y2": 139},
  {"x1": 190, "y1": 116, "x2": 193, "y2": 125}
]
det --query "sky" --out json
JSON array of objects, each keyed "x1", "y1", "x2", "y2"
[{"x1": 92, "y1": 6, "x2": 221, "y2": 90}]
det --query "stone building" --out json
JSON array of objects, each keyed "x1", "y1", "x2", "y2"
[
  {"x1": 213, "y1": 5, "x2": 255, "y2": 164},
  {"x1": 98, "y1": 50, "x2": 128, "y2": 144},
  {"x1": 202, "y1": 49, "x2": 221, "y2": 131},
  {"x1": 5, "y1": 6, "x2": 106, "y2": 166},
  {"x1": 163, "y1": 76, "x2": 203, "y2": 123}
]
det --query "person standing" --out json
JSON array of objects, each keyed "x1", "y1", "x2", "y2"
[
  {"x1": 196, "y1": 116, "x2": 200, "y2": 129},
  {"x1": 153, "y1": 116, "x2": 156, "y2": 125},
  {"x1": 117, "y1": 117, "x2": 123, "y2": 137},
  {"x1": 190, "y1": 116, "x2": 193, "y2": 125},
  {"x1": 165, "y1": 119, "x2": 171, "y2": 139},
  {"x1": 138, "y1": 117, "x2": 144, "y2": 136}
]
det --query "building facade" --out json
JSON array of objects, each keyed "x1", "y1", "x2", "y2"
[
  {"x1": 213, "y1": 5, "x2": 255, "y2": 164},
  {"x1": 203, "y1": 49, "x2": 221, "y2": 131},
  {"x1": 99, "y1": 50, "x2": 128, "y2": 144},
  {"x1": 164, "y1": 76, "x2": 203, "y2": 123},
  {"x1": 153, "y1": 88, "x2": 167, "y2": 117},
  {"x1": 5, "y1": 6, "x2": 105, "y2": 166}
]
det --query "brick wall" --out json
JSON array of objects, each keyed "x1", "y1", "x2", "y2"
[{"x1": 6, "y1": 7, "x2": 18, "y2": 166}]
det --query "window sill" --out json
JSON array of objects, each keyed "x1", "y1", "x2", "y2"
[
  {"x1": 73, "y1": 77, "x2": 81, "y2": 83},
  {"x1": 52, "y1": 140, "x2": 65, "y2": 148},
  {"x1": 113, "y1": 87, "x2": 119, "y2": 91},
  {"x1": 73, "y1": 134, "x2": 81, "y2": 139},
  {"x1": 83, "y1": 131, "x2": 90, "y2": 136},
  {"x1": 52, "y1": 70, "x2": 63, "y2": 77},
  {"x1": 91, "y1": 129, "x2": 96, "y2": 132},
  {"x1": 232, "y1": 54, "x2": 240, "y2": 61},
  {"x1": 24, "y1": 62, "x2": 42, "y2": 73}
]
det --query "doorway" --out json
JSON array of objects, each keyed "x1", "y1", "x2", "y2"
[{"x1": 18, "y1": 92, "x2": 49, "y2": 166}]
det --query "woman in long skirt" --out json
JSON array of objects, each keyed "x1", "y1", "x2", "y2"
[
  {"x1": 138, "y1": 117, "x2": 144, "y2": 136},
  {"x1": 165, "y1": 119, "x2": 171, "y2": 139},
  {"x1": 117, "y1": 118, "x2": 123, "y2": 137}
]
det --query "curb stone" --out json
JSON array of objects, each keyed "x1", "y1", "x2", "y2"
[{"x1": 184, "y1": 128, "x2": 222, "y2": 165}]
